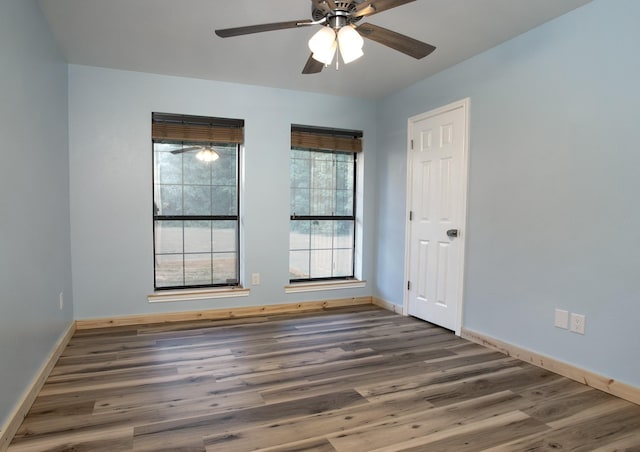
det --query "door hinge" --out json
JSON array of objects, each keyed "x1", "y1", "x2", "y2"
[
  {"x1": 407, "y1": 281, "x2": 411, "y2": 291},
  {"x1": 411, "y1": 139, "x2": 414, "y2": 150},
  {"x1": 409, "y1": 211, "x2": 413, "y2": 221}
]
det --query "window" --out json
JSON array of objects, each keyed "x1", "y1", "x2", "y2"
[
  {"x1": 289, "y1": 125, "x2": 362, "y2": 282},
  {"x1": 152, "y1": 113, "x2": 243, "y2": 290}
]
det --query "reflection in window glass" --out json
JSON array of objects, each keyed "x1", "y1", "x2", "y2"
[{"x1": 153, "y1": 140, "x2": 240, "y2": 289}]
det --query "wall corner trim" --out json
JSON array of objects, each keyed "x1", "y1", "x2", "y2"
[
  {"x1": 461, "y1": 328, "x2": 640, "y2": 407},
  {"x1": 0, "y1": 321, "x2": 76, "y2": 451}
]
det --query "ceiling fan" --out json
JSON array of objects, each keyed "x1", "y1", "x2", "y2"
[{"x1": 214, "y1": 0, "x2": 436, "y2": 74}]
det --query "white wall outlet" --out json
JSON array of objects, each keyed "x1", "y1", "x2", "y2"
[
  {"x1": 59, "y1": 292, "x2": 64, "y2": 310},
  {"x1": 554, "y1": 309, "x2": 569, "y2": 329},
  {"x1": 570, "y1": 313, "x2": 586, "y2": 334},
  {"x1": 251, "y1": 273, "x2": 260, "y2": 285}
]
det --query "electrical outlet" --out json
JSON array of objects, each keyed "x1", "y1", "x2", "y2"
[
  {"x1": 251, "y1": 273, "x2": 260, "y2": 285},
  {"x1": 554, "y1": 309, "x2": 569, "y2": 329},
  {"x1": 570, "y1": 313, "x2": 585, "y2": 334},
  {"x1": 59, "y1": 292, "x2": 64, "y2": 310}
]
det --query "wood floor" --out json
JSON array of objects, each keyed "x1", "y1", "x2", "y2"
[{"x1": 9, "y1": 305, "x2": 640, "y2": 451}]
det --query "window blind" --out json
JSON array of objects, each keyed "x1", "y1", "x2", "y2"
[
  {"x1": 291, "y1": 125, "x2": 363, "y2": 153},
  {"x1": 152, "y1": 113, "x2": 244, "y2": 144}
]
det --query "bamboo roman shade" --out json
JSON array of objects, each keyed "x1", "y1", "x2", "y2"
[
  {"x1": 291, "y1": 125, "x2": 363, "y2": 153},
  {"x1": 152, "y1": 113, "x2": 244, "y2": 144}
]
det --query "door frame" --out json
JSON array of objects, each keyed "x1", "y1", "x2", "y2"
[{"x1": 402, "y1": 98, "x2": 470, "y2": 336}]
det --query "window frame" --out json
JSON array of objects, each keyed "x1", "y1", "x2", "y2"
[
  {"x1": 289, "y1": 125, "x2": 362, "y2": 283},
  {"x1": 151, "y1": 113, "x2": 243, "y2": 291}
]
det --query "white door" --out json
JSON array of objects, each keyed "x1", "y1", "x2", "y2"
[{"x1": 405, "y1": 100, "x2": 469, "y2": 333}]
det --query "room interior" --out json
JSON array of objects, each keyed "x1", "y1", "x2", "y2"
[{"x1": 2, "y1": 0, "x2": 640, "y2": 448}]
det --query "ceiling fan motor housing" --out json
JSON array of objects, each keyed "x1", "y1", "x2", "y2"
[{"x1": 312, "y1": 0, "x2": 363, "y2": 27}]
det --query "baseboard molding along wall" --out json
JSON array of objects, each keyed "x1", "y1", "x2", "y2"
[
  {"x1": 372, "y1": 297, "x2": 404, "y2": 314},
  {"x1": 76, "y1": 296, "x2": 373, "y2": 329},
  {"x1": 0, "y1": 321, "x2": 76, "y2": 452},
  {"x1": 461, "y1": 328, "x2": 640, "y2": 407}
]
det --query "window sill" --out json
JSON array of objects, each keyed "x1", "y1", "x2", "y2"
[
  {"x1": 148, "y1": 287, "x2": 250, "y2": 303},
  {"x1": 284, "y1": 279, "x2": 366, "y2": 294}
]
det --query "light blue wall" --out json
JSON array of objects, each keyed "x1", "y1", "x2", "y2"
[
  {"x1": 375, "y1": 0, "x2": 640, "y2": 387},
  {"x1": 0, "y1": 0, "x2": 73, "y2": 427},
  {"x1": 68, "y1": 65, "x2": 377, "y2": 319}
]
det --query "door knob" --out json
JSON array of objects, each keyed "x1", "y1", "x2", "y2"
[{"x1": 446, "y1": 229, "x2": 459, "y2": 238}]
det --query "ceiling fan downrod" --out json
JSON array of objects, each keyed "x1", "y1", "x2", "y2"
[{"x1": 327, "y1": 9, "x2": 350, "y2": 31}]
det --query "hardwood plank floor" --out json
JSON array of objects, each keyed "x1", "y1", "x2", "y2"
[{"x1": 9, "y1": 305, "x2": 640, "y2": 451}]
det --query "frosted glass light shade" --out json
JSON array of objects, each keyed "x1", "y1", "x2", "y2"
[
  {"x1": 309, "y1": 27, "x2": 336, "y2": 54},
  {"x1": 312, "y1": 40, "x2": 337, "y2": 65},
  {"x1": 338, "y1": 26, "x2": 364, "y2": 64}
]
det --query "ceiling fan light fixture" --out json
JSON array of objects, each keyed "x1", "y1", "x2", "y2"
[
  {"x1": 195, "y1": 148, "x2": 220, "y2": 163},
  {"x1": 338, "y1": 25, "x2": 364, "y2": 63}
]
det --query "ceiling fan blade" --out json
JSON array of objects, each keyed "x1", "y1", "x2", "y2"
[
  {"x1": 357, "y1": 23, "x2": 435, "y2": 59},
  {"x1": 353, "y1": 0, "x2": 416, "y2": 18},
  {"x1": 215, "y1": 20, "x2": 312, "y2": 38},
  {"x1": 302, "y1": 54, "x2": 325, "y2": 74},
  {"x1": 170, "y1": 146, "x2": 201, "y2": 155}
]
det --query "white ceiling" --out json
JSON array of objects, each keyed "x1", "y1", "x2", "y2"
[{"x1": 38, "y1": 0, "x2": 591, "y2": 99}]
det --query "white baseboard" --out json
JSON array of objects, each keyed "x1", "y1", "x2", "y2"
[
  {"x1": 0, "y1": 321, "x2": 76, "y2": 451},
  {"x1": 461, "y1": 328, "x2": 640, "y2": 406}
]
